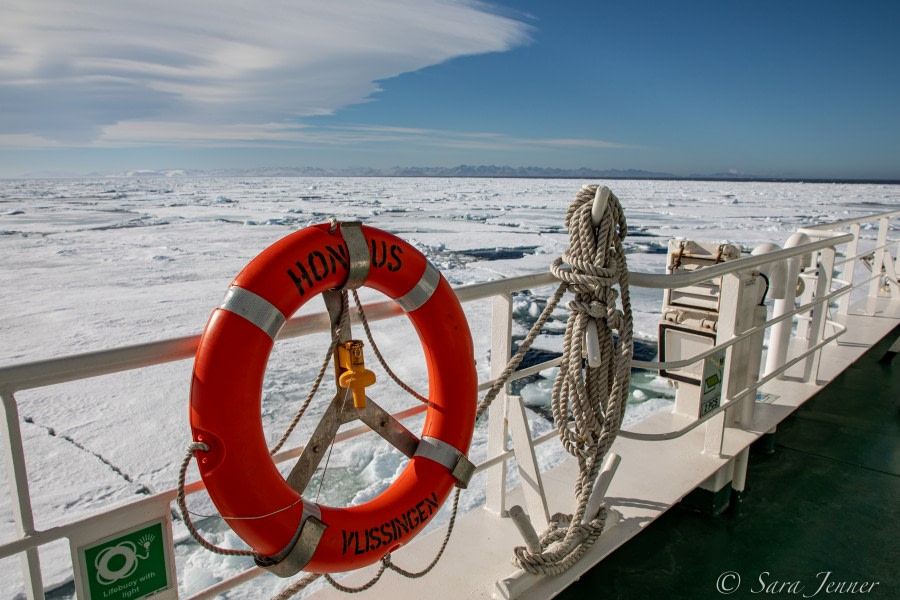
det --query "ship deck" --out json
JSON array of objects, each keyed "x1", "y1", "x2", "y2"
[{"x1": 561, "y1": 324, "x2": 900, "y2": 600}]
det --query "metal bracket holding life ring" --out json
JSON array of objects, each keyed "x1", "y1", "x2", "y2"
[{"x1": 189, "y1": 221, "x2": 477, "y2": 576}]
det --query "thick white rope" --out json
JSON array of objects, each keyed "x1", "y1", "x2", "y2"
[
  {"x1": 175, "y1": 442, "x2": 260, "y2": 558},
  {"x1": 511, "y1": 185, "x2": 633, "y2": 575}
]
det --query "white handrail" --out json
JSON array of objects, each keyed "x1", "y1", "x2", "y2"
[
  {"x1": 628, "y1": 232, "x2": 853, "y2": 288},
  {"x1": 801, "y1": 208, "x2": 900, "y2": 230},
  {"x1": 0, "y1": 272, "x2": 559, "y2": 394}
]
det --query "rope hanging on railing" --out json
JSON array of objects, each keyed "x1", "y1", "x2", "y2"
[{"x1": 511, "y1": 184, "x2": 633, "y2": 575}]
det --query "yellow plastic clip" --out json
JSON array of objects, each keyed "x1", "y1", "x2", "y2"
[{"x1": 337, "y1": 340, "x2": 376, "y2": 409}]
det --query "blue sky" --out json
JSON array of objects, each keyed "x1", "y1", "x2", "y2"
[{"x1": 1, "y1": 0, "x2": 898, "y2": 178}]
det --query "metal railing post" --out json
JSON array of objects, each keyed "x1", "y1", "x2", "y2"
[
  {"x1": 485, "y1": 293, "x2": 513, "y2": 516},
  {"x1": 868, "y1": 217, "x2": 890, "y2": 307},
  {"x1": 506, "y1": 396, "x2": 550, "y2": 530},
  {"x1": 764, "y1": 250, "x2": 802, "y2": 380},
  {"x1": 838, "y1": 223, "x2": 861, "y2": 315},
  {"x1": 803, "y1": 247, "x2": 836, "y2": 383},
  {"x1": 740, "y1": 304, "x2": 768, "y2": 427},
  {"x1": 795, "y1": 265, "x2": 817, "y2": 341},
  {"x1": 1, "y1": 390, "x2": 45, "y2": 600},
  {"x1": 892, "y1": 238, "x2": 900, "y2": 296},
  {"x1": 895, "y1": 232, "x2": 900, "y2": 273},
  {"x1": 703, "y1": 272, "x2": 742, "y2": 456}
]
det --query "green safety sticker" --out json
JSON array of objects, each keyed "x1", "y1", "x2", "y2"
[
  {"x1": 81, "y1": 521, "x2": 169, "y2": 600},
  {"x1": 699, "y1": 350, "x2": 726, "y2": 417}
]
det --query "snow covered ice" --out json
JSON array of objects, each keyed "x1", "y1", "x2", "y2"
[{"x1": 0, "y1": 177, "x2": 897, "y2": 598}]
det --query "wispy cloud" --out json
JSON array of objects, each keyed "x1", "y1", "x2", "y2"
[
  {"x1": 76, "y1": 121, "x2": 633, "y2": 154},
  {"x1": 0, "y1": 0, "x2": 531, "y2": 144}
]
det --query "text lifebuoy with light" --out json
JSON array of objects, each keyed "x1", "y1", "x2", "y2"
[{"x1": 189, "y1": 223, "x2": 477, "y2": 573}]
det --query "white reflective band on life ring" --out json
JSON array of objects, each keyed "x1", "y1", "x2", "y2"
[
  {"x1": 395, "y1": 261, "x2": 441, "y2": 312},
  {"x1": 219, "y1": 286, "x2": 287, "y2": 340}
]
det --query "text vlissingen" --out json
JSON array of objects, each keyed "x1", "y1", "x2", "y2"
[{"x1": 341, "y1": 492, "x2": 439, "y2": 555}]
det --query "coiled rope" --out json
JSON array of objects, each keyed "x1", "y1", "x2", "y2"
[{"x1": 509, "y1": 185, "x2": 633, "y2": 575}]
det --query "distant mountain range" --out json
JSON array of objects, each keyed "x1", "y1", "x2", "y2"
[
  {"x1": 102, "y1": 165, "x2": 731, "y2": 180},
  {"x1": 93, "y1": 165, "x2": 676, "y2": 179},
  {"x1": 16, "y1": 165, "x2": 897, "y2": 183}
]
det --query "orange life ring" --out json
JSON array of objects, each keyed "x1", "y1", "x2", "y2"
[{"x1": 189, "y1": 223, "x2": 476, "y2": 574}]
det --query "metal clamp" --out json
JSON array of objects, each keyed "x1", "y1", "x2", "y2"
[
  {"x1": 670, "y1": 240, "x2": 687, "y2": 272},
  {"x1": 414, "y1": 436, "x2": 476, "y2": 488},
  {"x1": 255, "y1": 500, "x2": 327, "y2": 578},
  {"x1": 340, "y1": 221, "x2": 370, "y2": 289}
]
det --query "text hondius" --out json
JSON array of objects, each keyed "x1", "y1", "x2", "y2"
[{"x1": 287, "y1": 241, "x2": 403, "y2": 296}]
